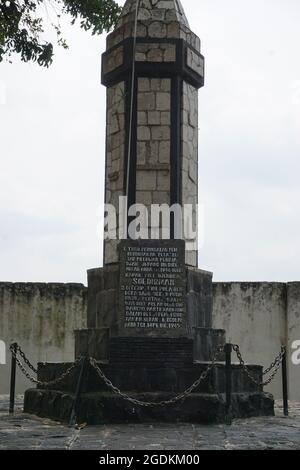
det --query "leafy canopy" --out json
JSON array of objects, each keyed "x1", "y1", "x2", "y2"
[{"x1": 0, "y1": 0, "x2": 122, "y2": 67}]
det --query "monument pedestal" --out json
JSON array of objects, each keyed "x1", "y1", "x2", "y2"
[
  {"x1": 24, "y1": 349, "x2": 274, "y2": 424},
  {"x1": 24, "y1": 241, "x2": 274, "y2": 424},
  {"x1": 75, "y1": 241, "x2": 225, "y2": 362}
]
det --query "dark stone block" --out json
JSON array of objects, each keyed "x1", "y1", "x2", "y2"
[
  {"x1": 109, "y1": 337, "x2": 194, "y2": 368},
  {"x1": 96, "y1": 290, "x2": 119, "y2": 334},
  {"x1": 86, "y1": 259, "x2": 214, "y2": 342},
  {"x1": 193, "y1": 328, "x2": 226, "y2": 361},
  {"x1": 35, "y1": 360, "x2": 264, "y2": 396},
  {"x1": 87, "y1": 266, "x2": 120, "y2": 329},
  {"x1": 231, "y1": 392, "x2": 275, "y2": 419},
  {"x1": 24, "y1": 389, "x2": 74, "y2": 423},
  {"x1": 37, "y1": 362, "x2": 80, "y2": 393},
  {"x1": 212, "y1": 364, "x2": 263, "y2": 394},
  {"x1": 24, "y1": 389, "x2": 274, "y2": 425},
  {"x1": 187, "y1": 268, "x2": 213, "y2": 329},
  {"x1": 75, "y1": 328, "x2": 110, "y2": 361}
]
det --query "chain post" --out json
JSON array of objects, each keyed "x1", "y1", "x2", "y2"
[
  {"x1": 281, "y1": 347, "x2": 289, "y2": 417},
  {"x1": 225, "y1": 343, "x2": 232, "y2": 425},
  {"x1": 69, "y1": 355, "x2": 87, "y2": 427},
  {"x1": 9, "y1": 343, "x2": 18, "y2": 414}
]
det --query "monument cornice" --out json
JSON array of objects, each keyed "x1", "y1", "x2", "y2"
[{"x1": 101, "y1": 37, "x2": 204, "y2": 90}]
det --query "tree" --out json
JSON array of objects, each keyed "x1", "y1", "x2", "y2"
[{"x1": 0, "y1": 0, "x2": 122, "y2": 67}]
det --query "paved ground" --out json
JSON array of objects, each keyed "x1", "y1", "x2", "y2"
[{"x1": 0, "y1": 396, "x2": 300, "y2": 450}]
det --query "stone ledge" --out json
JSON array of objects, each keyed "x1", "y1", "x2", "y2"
[
  {"x1": 24, "y1": 389, "x2": 274, "y2": 425},
  {"x1": 35, "y1": 361, "x2": 264, "y2": 395}
]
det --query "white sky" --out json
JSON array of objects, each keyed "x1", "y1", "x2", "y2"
[{"x1": 0, "y1": 0, "x2": 300, "y2": 284}]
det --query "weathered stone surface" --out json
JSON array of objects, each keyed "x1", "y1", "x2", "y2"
[
  {"x1": 107, "y1": 21, "x2": 200, "y2": 51},
  {"x1": 156, "y1": 170, "x2": 169, "y2": 189},
  {"x1": 193, "y1": 328, "x2": 226, "y2": 362},
  {"x1": 148, "y1": 21, "x2": 167, "y2": 38},
  {"x1": 101, "y1": 0, "x2": 202, "y2": 268},
  {"x1": 161, "y1": 111, "x2": 171, "y2": 124},
  {"x1": 23, "y1": 389, "x2": 274, "y2": 425},
  {"x1": 135, "y1": 43, "x2": 176, "y2": 62},
  {"x1": 138, "y1": 90, "x2": 156, "y2": 111},
  {"x1": 87, "y1": 266, "x2": 119, "y2": 330},
  {"x1": 0, "y1": 282, "x2": 87, "y2": 395},
  {"x1": 109, "y1": 337, "x2": 194, "y2": 368},
  {"x1": 152, "y1": 125, "x2": 170, "y2": 140},
  {"x1": 102, "y1": 45, "x2": 123, "y2": 74},
  {"x1": 29, "y1": 354, "x2": 265, "y2": 397},
  {"x1": 147, "y1": 110, "x2": 160, "y2": 125},
  {"x1": 158, "y1": 141, "x2": 170, "y2": 163},
  {"x1": 104, "y1": 81, "x2": 126, "y2": 265},
  {"x1": 135, "y1": 77, "x2": 171, "y2": 218},
  {"x1": 136, "y1": 170, "x2": 157, "y2": 190},
  {"x1": 156, "y1": 92, "x2": 171, "y2": 111},
  {"x1": 137, "y1": 125, "x2": 151, "y2": 141},
  {"x1": 182, "y1": 81, "x2": 198, "y2": 266},
  {"x1": 117, "y1": 0, "x2": 190, "y2": 29},
  {"x1": 136, "y1": 190, "x2": 152, "y2": 205},
  {"x1": 75, "y1": 329, "x2": 109, "y2": 361},
  {"x1": 1, "y1": 396, "x2": 299, "y2": 450},
  {"x1": 152, "y1": 78, "x2": 171, "y2": 92},
  {"x1": 152, "y1": 190, "x2": 170, "y2": 204},
  {"x1": 187, "y1": 268, "x2": 213, "y2": 329},
  {"x1": 186, "y1": 47, "x2": 204, "y2": 76},
  {"x1": 27, "y1": 358, "x2": 265, "y2": 405}
]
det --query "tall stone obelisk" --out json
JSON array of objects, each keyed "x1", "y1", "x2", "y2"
[
  {"x1": 102, "y1": 0, "x2": 204, "y2": 268},
  {"x1": 24, "y1": 1, "x2": 274, "y2": 424}
]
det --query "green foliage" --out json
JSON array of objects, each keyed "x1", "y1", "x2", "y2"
[{"x1": 0, "y1": 0, "x2": 122, "y2": 67}]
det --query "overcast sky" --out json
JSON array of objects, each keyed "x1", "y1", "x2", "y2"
[{"x1": 0, "y1": 0, "x2": 299, "y2": 284}]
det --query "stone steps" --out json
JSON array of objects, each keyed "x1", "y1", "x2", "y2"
[
  {"x1": 24, "y1": 389, "x2": 274, "y2": 425},
  {"x1": 36, "y1": 360, "x2": 263, "y2": 395}
]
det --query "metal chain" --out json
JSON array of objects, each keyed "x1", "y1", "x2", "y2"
[
  {"x1": 10, "y1": 344, "x2": 83, "y2": 388},
  {"x1": 11, "y1": 344, "x2": 38, "y2": 374},
  {"x1": 11, "y1": 340, "x2": 286, "y2": 397},
  {"x1": 262, "y1": 347, "x2": 286, "y2": 375},
  {"x1": 89, "y1": 346, "x2": 224, "y2": 408},
  {"x1": 232, "y1": 345, "x2": 285, "y2": 387}
]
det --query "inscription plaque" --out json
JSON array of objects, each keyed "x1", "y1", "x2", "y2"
[{"x1": 119, "y1": 240, "x2": 186, "y2": 335}]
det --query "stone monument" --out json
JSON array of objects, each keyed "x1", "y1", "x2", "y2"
[{"x1": 24, "y1": 0, "x2": 274, "y2": 423}]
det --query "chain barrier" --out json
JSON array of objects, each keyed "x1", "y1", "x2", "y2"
[
  {"x1": 262, "y1": 347, "x2": 286, "y2": 376},
  {"x1": 89, "y1": 346, "x2": 225, "y2": 408},
  {"x1": 9, "y1": 343, "x2": 83, "y2": 388},
  {"x1": 232, "y1": 344, "x2": 286, "y2": 387},
  {"x1": 13, "y1": 344, "x2": 37, "y2": 374},
  {"x1": 10, "y1": 342, "x2": 286, "y2": 401}
]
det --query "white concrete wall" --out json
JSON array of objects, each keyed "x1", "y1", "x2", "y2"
[
  {"x1": 287, "y1": 283, "x2": 300, "y2": 401},
  {"x1": 213, "y1": 282, "x2": 300, "y2": 400},
  {"x1": 0, "y1": 280, "x2": 299, "y2": 400},
  {"x1": 0, "y1": 283, "x2": 87, "y2": 394}
]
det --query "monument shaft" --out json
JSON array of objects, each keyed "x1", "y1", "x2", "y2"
[{"x1": 102, "y1": 0, "x2": 204, "y2": 267}]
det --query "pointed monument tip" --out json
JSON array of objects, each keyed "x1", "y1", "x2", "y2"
[{"x1": 119, "y1": 0, "x2": 190, "y2": 28}]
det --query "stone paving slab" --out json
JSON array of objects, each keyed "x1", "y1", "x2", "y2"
[{"x1": 0, "y1": 396, "x2": 299, "y2": 450}]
